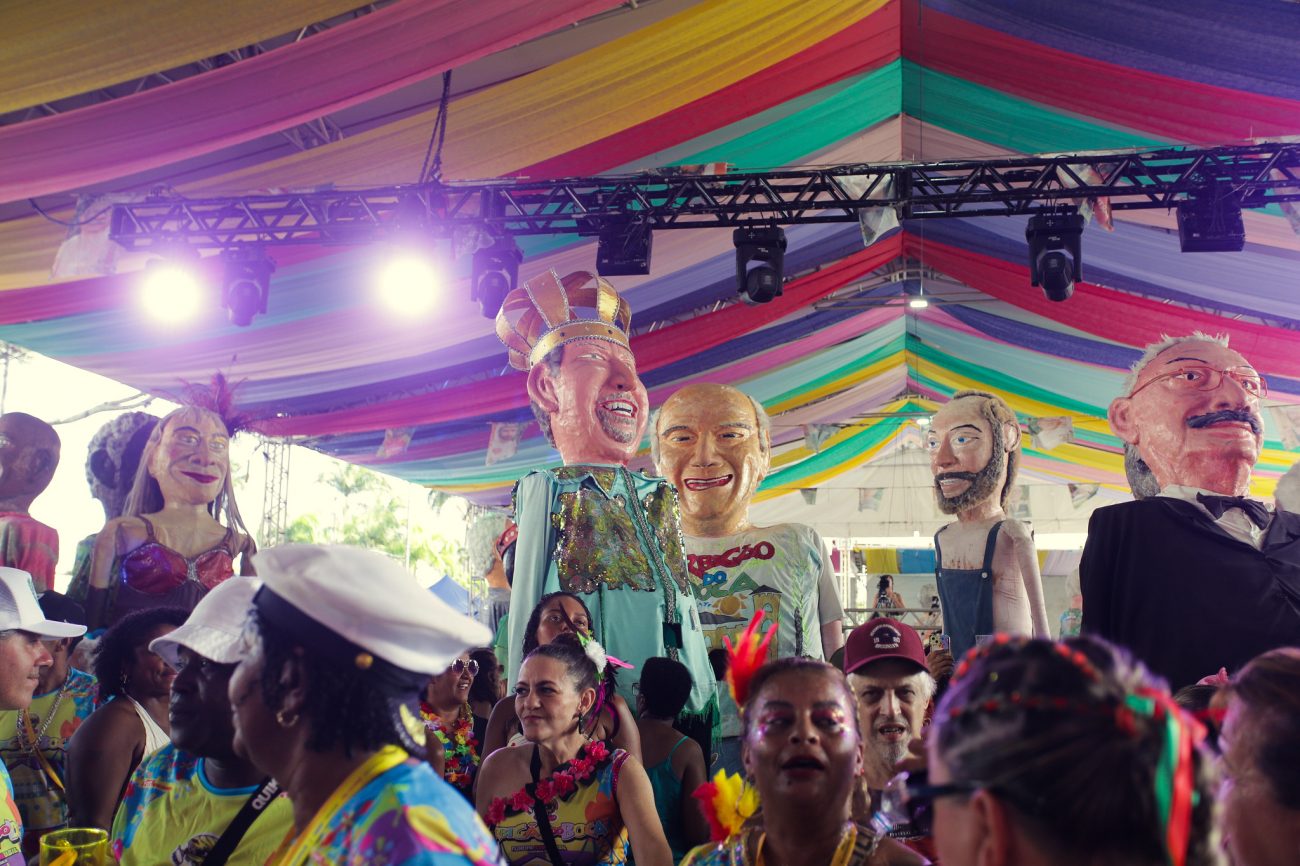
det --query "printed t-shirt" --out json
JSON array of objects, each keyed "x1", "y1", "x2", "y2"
[
  {"x1": 111, "y1": 743, "x2": 293, "y2": 866},
  {"x1": 0, "y1": 669, "x2": 97, "y2": 837}
]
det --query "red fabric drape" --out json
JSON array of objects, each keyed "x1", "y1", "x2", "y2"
[
  {"x1": 909, "y1": 233, "x2": 1300, "y2": 377},
  {"x1": 0, "y1": 0, "x2": 619, "y2": 203}
]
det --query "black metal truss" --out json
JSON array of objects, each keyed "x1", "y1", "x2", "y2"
[{"x1": 109, "y1": 143, "x2": 1300, "y2": 251}]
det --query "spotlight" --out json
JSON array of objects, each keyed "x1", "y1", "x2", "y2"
[
  {"x1": 221, "y1": 249, "x2": 274, "y2": 327},
  {"x1": 377, "y1": 249, "x2": 442, "y2": 315},
  {"x1": 140, "y1": 250, "x2": 205, "y2": 323},
  {"x1": 1025, "y1": 211, "x2": 1084, "y2": 302},
  {"x1": 596, "y1": 221, "x2": 653, "y2": 276},
  {"x1": 734, "y1": 226, "x2": 786, "y2": 304},
  {"x1": 1176, "y1": 194, "x2": 1244, "y2": 252},
  {"x1": 472, "y1": 236, "x2": 522, "y2": 318}
]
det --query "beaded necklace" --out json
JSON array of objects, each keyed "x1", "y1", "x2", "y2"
[{"x1": 420, "y1": 701, "x2": 479, "y2": 792}]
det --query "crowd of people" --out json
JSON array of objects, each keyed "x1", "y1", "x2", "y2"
[{"x1": 0, "y1": 298, "x2": 1294, "y2": 866}]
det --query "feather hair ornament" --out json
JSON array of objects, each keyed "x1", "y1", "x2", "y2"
[
  {"x1": 724, "y1": 610, "x2": 776, "y2": 707},
  {"x1": 692, "y1": 770, "x2": 760, "y2": 842},
  {"x1": 170, "y1": 372, "x2": 251, "y2": 434}
]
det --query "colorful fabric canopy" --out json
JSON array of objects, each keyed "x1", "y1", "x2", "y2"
[{"x1": 0, "y1": 0, "x2": 1297, "y2": 513}]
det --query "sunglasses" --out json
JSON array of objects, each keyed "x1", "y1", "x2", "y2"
[
  {"x1": 450, "y1": 658, "x2": 480, "y2": 676},
  {"x1": 873, "y1": 770, "x2": 982, "y2": 837}
]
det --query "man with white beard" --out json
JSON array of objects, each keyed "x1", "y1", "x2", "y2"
[{"x1": 843, "y1": 617, "x2": 937, "y2": 861}]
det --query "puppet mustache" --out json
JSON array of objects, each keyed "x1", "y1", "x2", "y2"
[
  {"x1": 1186, "y1": 409, "x2": 1262, "y2": 434},
  {"x1": 935, "y1": 471, "x2": 979, "y2": 483}
]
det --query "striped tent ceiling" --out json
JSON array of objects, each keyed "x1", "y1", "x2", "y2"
[{"x1": 1, "y1": 0, "x2": 1298, "y2": 510}]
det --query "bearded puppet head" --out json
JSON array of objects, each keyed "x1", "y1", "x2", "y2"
[
  {"x1": 497, "y1": 270, "x2": 649, "y2": 467},
  {"x1": 928, "y1": 391, "x2": 1021, "y2": 517},
  {"x1": 1108, "y1": 334, "x2": 1264, "y2": 497}
]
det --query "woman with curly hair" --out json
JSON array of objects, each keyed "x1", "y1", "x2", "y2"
[
  {"x1": 904, "y1": 634, "x2": 1223, "y2": 866},
  {"x1": 482, "y1": 592, "x2": 639, "y2": 761},
  {"x1": 477, "y1": 633, "x2": 670, "y2": 866},
  {"x1": 66, "y1": 606, "x2": 187, "y2": 829}
]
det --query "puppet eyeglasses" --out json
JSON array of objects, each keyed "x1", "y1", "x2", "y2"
[{"x1": 1128, "y1": 365, "x2": 1266, "y2": 399}]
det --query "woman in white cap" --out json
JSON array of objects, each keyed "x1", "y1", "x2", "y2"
[
  {"x1": 227, "y1": 544, "x2": 500, "y2": 866},
  {"x1": 476, "y1": 634, "x2": 671, "y2": 866}
]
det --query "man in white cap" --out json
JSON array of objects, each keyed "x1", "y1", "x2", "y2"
[
  {"x1": 111, "y1": 578, "x2": 293, "y2": 866},
  {"x1": 226, "y1": 545, "x2": 499, "y2": 866},
  {"x1": 0, "y1": 567, "x2": 85, "y2": 861}
]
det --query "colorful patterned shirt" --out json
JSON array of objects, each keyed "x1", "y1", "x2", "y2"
[
  {"x1": 0, "y1": 668, "x2": 98, "y2": 835},
  {"x1": 270, "y1": 750, "x2": 503, "y2": 866},
  {"x1": 111, "y1": 743, "x2": 293, "y2": 866},
  {"x1": 488, "y1": 745, "x2": 630, "y2": 866},
  {"x1": 0, "y1": 513, "x2": 57, "y2": 594},
  {"x1": 507, "y1": 465, "x2": 716, "y2": 720},
  {"x1": 0, "y1": 763, "x2": 24, "y2": 865}
]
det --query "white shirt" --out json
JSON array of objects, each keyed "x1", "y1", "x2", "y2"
[{"x1": 1159, "y1": 484, "x2": 1270, "y2": 549}]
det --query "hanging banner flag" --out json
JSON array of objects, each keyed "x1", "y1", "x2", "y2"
[
  {"x1": 376, "y1": 427, "x2": 414, "y2": 459},
  {"x1": 52, "y1": 193, "x2": 143, "y2": 278},
  {"x1": 800, "y1": 488, "x2": 818, "y2": 506},
  {"x1": 1068, "y1": 482, "x2": 1100, "y2": 508},
  {"x1": 1027, "y1": 416, "x2": 1074, "y2": 451},
  {"x1": 858, "y1": 487, "x2": 884, "y2": 512},
  {"x1": 836, "y1": 173, "x2": 899, "y2": 248},
  {"x1": 802, "y1": 424, "x2": 837, "y2": 454},
  {"x1": 1011, "y1": 484, "x2": 1033, "y2": 520},
  {"x1": 485, "y1": 422, "x2": 525, "y2": 465},
  {"x1": 1271, "y1": 405, "x2": 1300, "y2": 450}
]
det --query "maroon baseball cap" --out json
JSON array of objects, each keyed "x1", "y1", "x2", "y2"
[{"x1": 844, "y1": 617, "x2": 926, "y2": 676}]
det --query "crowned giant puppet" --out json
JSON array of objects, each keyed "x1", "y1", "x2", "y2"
[
  {"x1": 496, "y1": 270, "x2": 716, "y2": 727},
  {"x1": 928, "y1": 390, "x2": 1050, "y2": 660},
  {"x1": 1082, "y1": 334, "x2": 1300, "y2": 690}
]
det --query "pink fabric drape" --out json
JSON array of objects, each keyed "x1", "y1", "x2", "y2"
[
  {"x1": 909, "y1": 233, "x2": 1300, "y2": 378},
  {"x1": 0, "y1": 0, "x2": 619, "y2": 203},
  {"x1": 254, "y1": 235, "x2": 905, "y2": 437}
]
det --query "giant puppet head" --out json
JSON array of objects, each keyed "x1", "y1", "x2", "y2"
[
  {"x1": 927, "y1": 391, "x2": 1021, "y2": 517},
  {"x1": 1108, "y1": 334, "x2": 1264, "y2": 497},
  {"x1": 652, "y1": 383, "x2": 771, "y2": 537},
  {"x1": 85, "y1": 412, "x2": 159, "y2": 522},
  {"x1": 0, "y1": 413, "x2": 60, "y2": 513},
  {"x1": 497, "y1": 270, "x2": 649, "y2": 467}
]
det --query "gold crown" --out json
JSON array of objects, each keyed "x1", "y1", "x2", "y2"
[{"x1": 495, "y1": 269, "x2": 633, "y2": 371}]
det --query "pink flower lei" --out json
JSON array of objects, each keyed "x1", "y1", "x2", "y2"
[{"x1": 486, "y1": 740, "x2": 611, "y2": 826}]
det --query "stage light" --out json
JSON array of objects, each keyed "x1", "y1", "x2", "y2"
[
  {"x1": 596, "y1": 221, "x2": 653, "y2": 277},
  {"x1": 139, "y1": 253, "x2": 205, "y2": 323},
  {"x1": 472, "y1": 236, "x2": 522, "y2": 318},
  {"x1": 377, "y1": 249, "x2": 442, "y2": 315},
  {"x1": 1176, "y1": 195, "x2": 1244, "y2": 252},
  {"x1": 221, "y1": 249, "x2": 275, "y2": 327},
  {"x1": 734, "y1": 226, "x2": 786, "y2": 304},
  {"x1": 1026, "y1": 211, "x2": 1084, "y2": 302}
]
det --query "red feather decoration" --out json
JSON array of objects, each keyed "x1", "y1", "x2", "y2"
[{"x1": 724, "y1": 610, "x2": 776, "y2": 708}]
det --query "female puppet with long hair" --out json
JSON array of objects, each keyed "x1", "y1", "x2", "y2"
[{"x1": 86, "y1": 383, "x2": 255, "y2": 630}]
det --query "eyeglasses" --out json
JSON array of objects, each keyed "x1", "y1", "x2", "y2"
[
  {"x1": 872, "y1": 770, "x2": 983, "y2": 837},
  {"x1": 1128, "y1": 365, "x2": 1267, "y2": 399},
  {"x1": 450, "y1": 658, "x2": 480, "y2": 677}
]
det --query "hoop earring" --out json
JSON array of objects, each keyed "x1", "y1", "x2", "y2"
[{"x1": 276, "y1": 709, "x2": 299, "y2": 729}]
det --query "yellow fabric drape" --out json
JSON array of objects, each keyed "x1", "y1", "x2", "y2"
[
  {"x1": 189, "y1": 0, "x2": 888, "y2": 193},
  {"x1": 0, "y1": 0, "x2": 887, "y2": 291},
  {"x1": 1, "y1": 0, "x2": 365, "y2": 114},
  {"x1": 864, "y1": 549, "x2": 900, "y2": 574}
]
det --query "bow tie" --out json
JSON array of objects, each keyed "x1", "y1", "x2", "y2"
[{"x1": 1196, "y1": 493, "x2": 1271, "y2": 529}]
